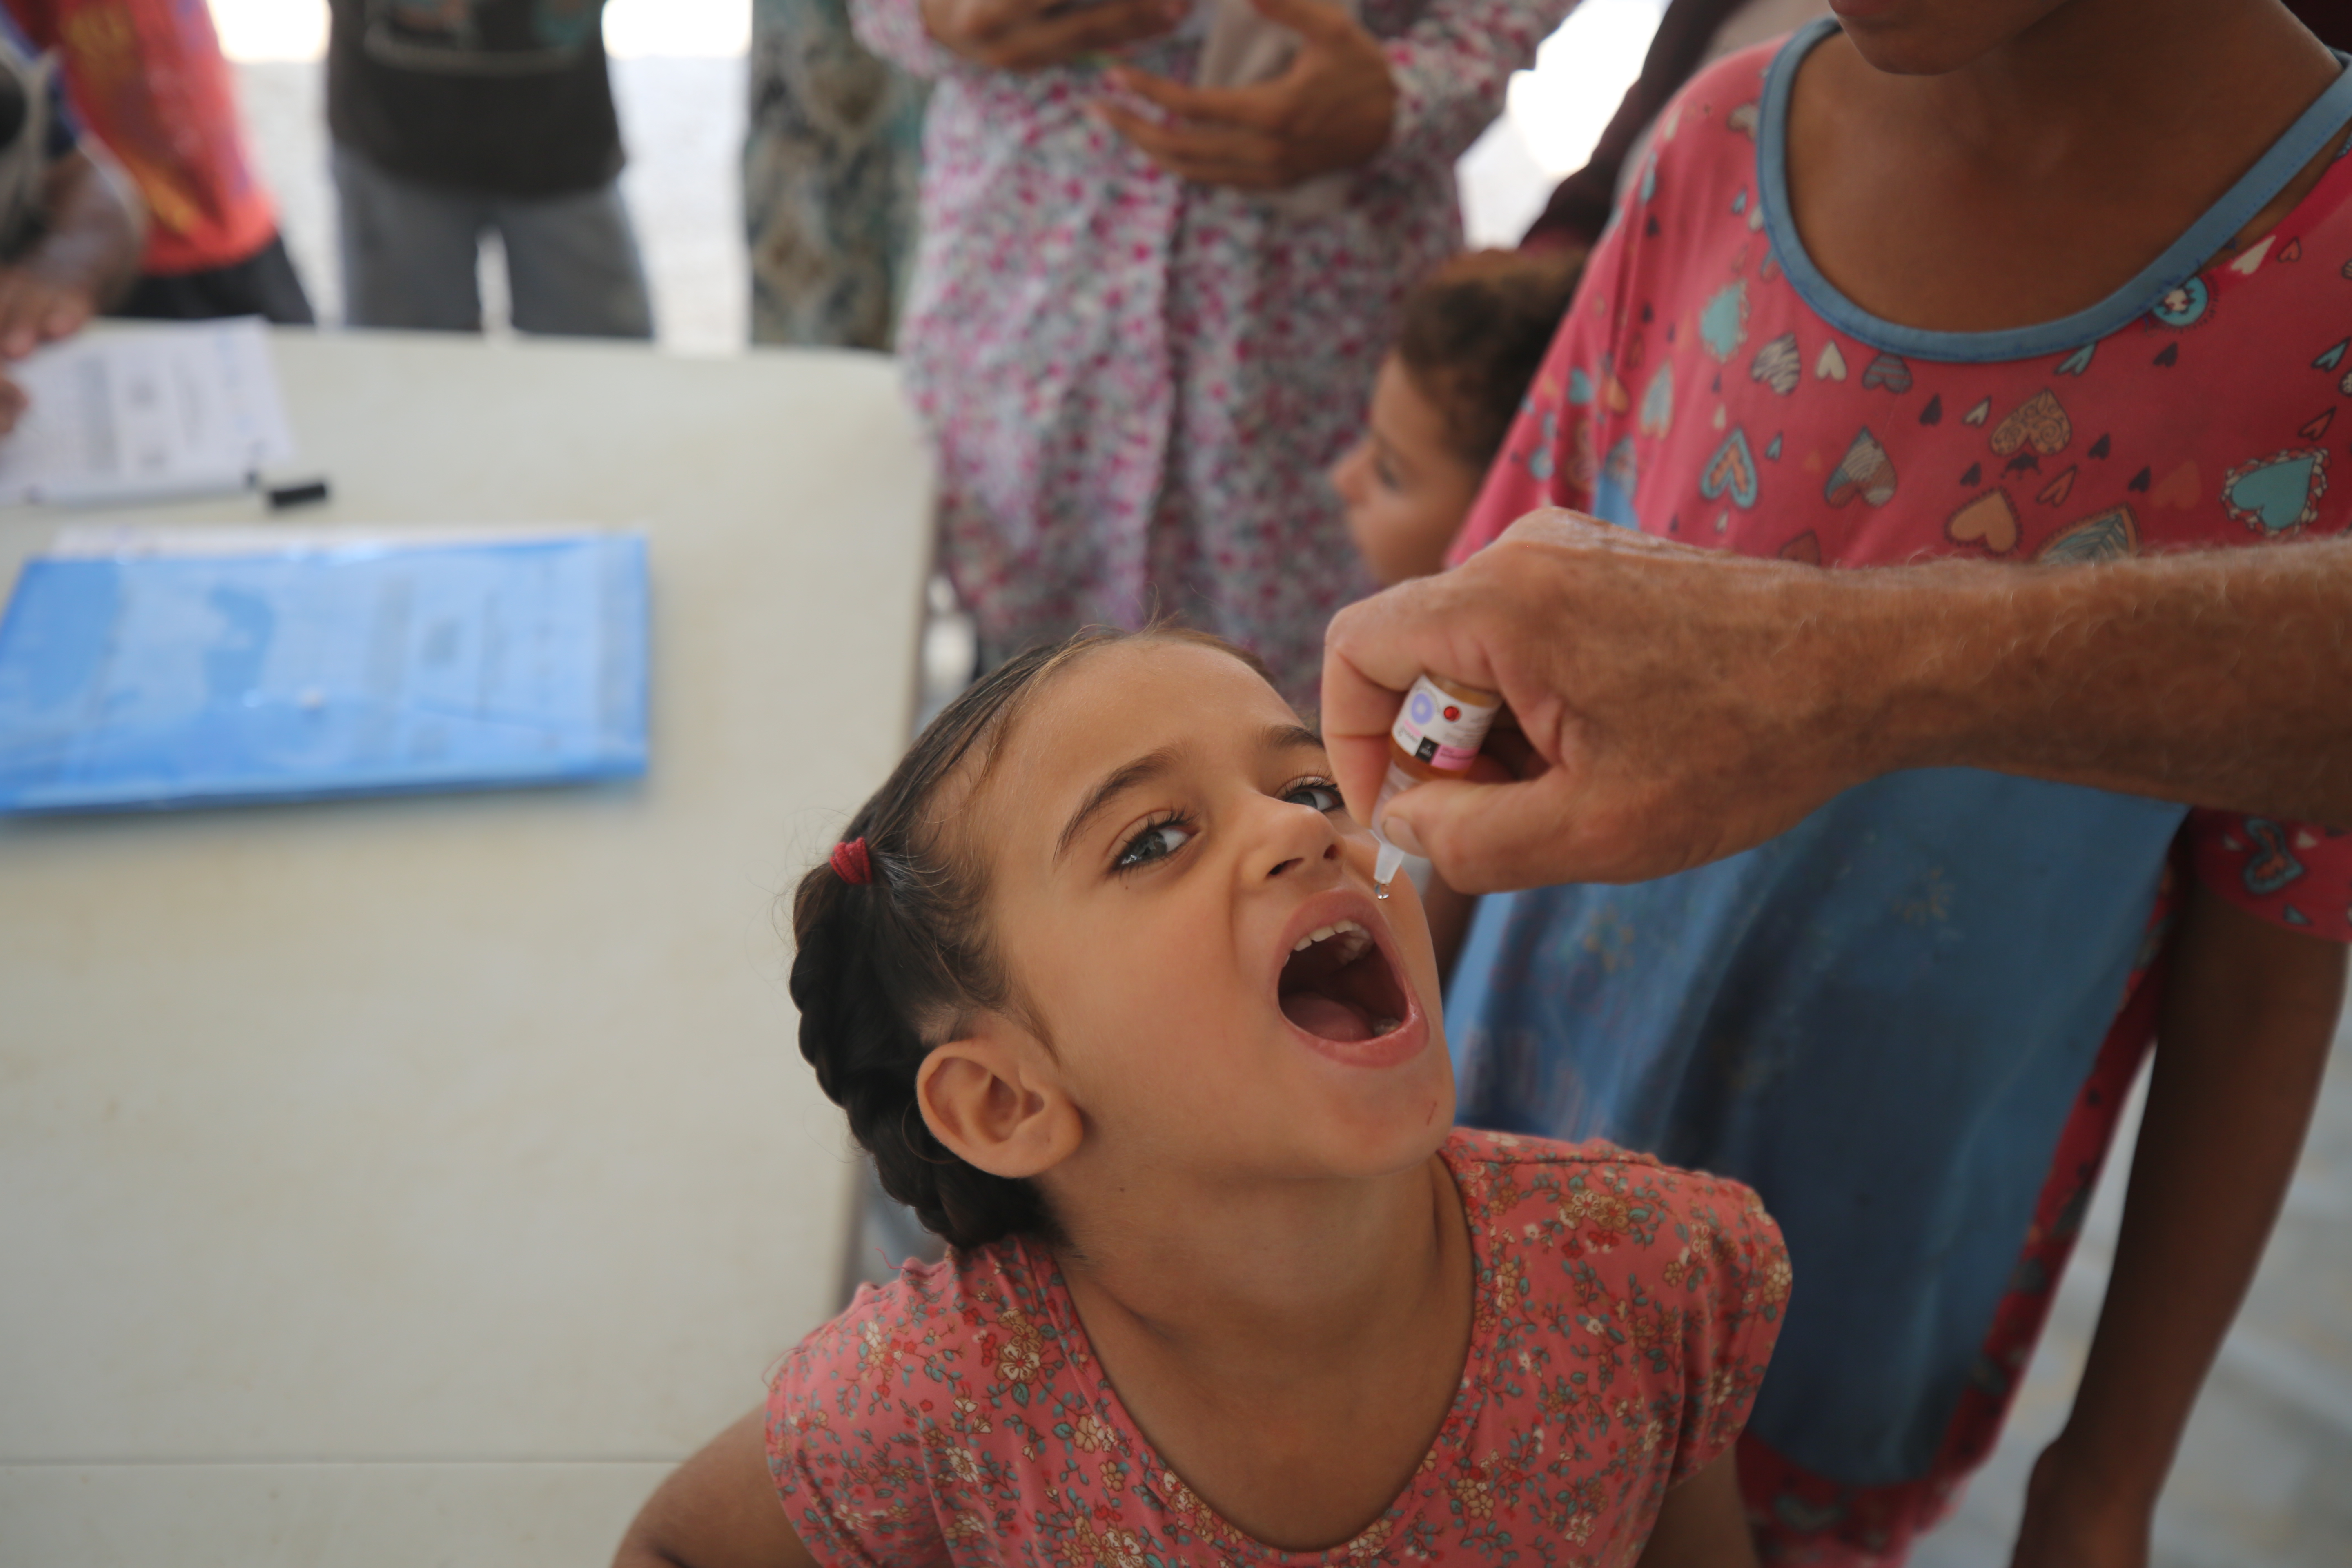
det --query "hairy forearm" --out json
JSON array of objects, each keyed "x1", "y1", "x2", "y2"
[
  {"x1": 1323, "y1": 512, "x2": 2351, "y2": 891},
  {"x1": 1839, "y1": 539, "x2": 2352, "y2": 825}
]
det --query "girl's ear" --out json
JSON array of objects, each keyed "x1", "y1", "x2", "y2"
[{"x1": 915, "y1": 1019, "x2": 1082, "y2": 1181}]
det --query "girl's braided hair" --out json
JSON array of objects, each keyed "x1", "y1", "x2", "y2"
[{"x1": 787, "y1": 625, "x2": 1271, "y2": 1252}]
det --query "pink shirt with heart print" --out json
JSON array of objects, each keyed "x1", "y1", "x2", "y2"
[
  {"x1": 1455, "y1": 23, "x2": 2352, "y2": 980},
  {"x1": 1446, "y1": 22, "x2": 2352, "y2": 1562}
]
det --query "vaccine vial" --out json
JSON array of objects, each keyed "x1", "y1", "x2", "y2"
[{"x1": 1371, "y1": 673, "x2": 1502, "y2": 898}]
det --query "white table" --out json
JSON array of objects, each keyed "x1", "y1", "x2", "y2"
[{"x1": 0, "y1": 330, "x2": 931, "y2": 1567}]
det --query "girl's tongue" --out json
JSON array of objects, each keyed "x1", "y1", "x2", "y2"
[
  {"x1": 1279, "y1": 919, "x2": 1410, "y2": 1044},
  {"x1": 1280, "y1": 991, "x2": 1378, "y2": 1043}
]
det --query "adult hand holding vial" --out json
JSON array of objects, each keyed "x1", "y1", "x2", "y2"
[{"x1": 1370, "y1": 673, "x2": 1500, "y2": 898}]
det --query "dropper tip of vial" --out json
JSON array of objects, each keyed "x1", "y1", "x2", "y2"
[{"x1": 1373, "y1": 837, "x2": 1406, "y2": 900}]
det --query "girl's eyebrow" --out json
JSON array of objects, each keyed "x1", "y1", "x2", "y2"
[
  {"x1": 1055, "y1": 746, "x2": 1181, "y2": 865},
  {"x1": 1052, "y1": 724, "x2": 1327, "y2": 865}
]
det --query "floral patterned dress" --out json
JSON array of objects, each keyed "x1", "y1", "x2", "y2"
[
  {"x1": 850, "y1": 0, "x2": 1570, "y2": 703},
  {"x1": 746, "y1": 0, "x2": 926, "y2": 350},
  {"x1": 768, "y1": 1129, "x2": 1789, "y2": 1567},
  {"x1": 1445, "y1": 22, "x2": 2352, "y2": 1561}
]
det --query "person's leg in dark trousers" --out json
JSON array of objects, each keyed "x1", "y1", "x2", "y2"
[
  {"x1": 115, "y1": 232, "x2": 318, "y2": 324},
  {"x1": 332, "y1": 142, "x2": 492, "y2": 331},
  {"x1": 492, "y1": 178, "x2": 654, "y2": 340}
]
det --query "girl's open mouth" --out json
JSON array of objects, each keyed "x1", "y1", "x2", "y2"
[{"x1": 1278, "y1": 918, "x2": 1411, "y2": 1044}]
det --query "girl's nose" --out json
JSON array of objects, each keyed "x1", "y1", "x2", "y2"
[{"x1": 1246, "y1": 792, "x2": 1345, "y2": 884}]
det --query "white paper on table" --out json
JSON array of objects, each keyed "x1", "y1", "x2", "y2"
[
  {"x1": 0, "y1": 318, "x2": 296, "y2": 507},
  {"x1": 44, "y1": 523, "x2": 601, "y2": 559}
]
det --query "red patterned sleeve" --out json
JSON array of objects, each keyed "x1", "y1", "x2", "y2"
[
  {"x1": 766, "y1": 1288, "x2": 953, "y2": 1568},
  {"x1": 2186, "y1": 808, "x2": 2352, "y2": 942},
  {"x1": 1654, "y1": 1166, "x2": 1791, "y2": 1480}
]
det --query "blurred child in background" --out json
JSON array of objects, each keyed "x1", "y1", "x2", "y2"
[{"x1": 1330, "y1": 248, "x2": 1583, "y2": 587}]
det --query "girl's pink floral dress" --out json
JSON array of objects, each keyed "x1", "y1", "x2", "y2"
[
  {"x1": 850, "y1": 0, "x2": 1571, "y2": 702},
  {"x1": 767, "y1": 1129, "x2": 1790, "y2": 1566}
]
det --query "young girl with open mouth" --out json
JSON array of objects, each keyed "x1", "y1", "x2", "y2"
[{"x1": 615, "y1": 628, "x2": 1790, "y2": 1567}]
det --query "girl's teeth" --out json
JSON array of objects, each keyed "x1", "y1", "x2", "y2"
[{"x1": 1291, "y1": 919, "x2": 1368, "y2": 953}]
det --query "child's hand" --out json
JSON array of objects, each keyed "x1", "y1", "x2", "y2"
[
  {"x1": 1091, "y1": 0, "x2": 1396, "y2": 188},
  {"x1": 2009, "y1": 1440, "x2": 2151, "y2": 1568},
  {"x1": 923, "y1": 0, "x2": 1185, "y2": 72}
]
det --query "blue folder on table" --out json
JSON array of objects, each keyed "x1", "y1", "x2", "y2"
[{"x1": 0, "y1": 530, "x2": 648, "y2": 813}]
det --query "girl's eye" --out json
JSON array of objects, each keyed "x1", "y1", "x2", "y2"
[
  {"x1": 1115, "y1": 814, "x2": 1193, "y2": 871},
  {"x1": 1284, "y1": 780, "x2": 1343, "y2": 813}
]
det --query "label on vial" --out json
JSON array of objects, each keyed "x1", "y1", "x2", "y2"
[{"x1": 1390, "y1": 675, "x2": 1500, "y2": 773}]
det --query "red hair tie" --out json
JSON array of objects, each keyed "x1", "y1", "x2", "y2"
[{"x1": 831, "y1": 837, "x2": 873, "y2": 886}]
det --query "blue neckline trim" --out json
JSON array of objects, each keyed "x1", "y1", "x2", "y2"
[{"x1": 1757, "y1": 16, "x2": 2352, "y2": 363}]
